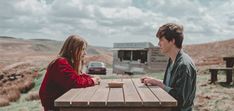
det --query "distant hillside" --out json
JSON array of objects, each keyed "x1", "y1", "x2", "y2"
[
  {"x1": 0, "y1": 36, "x2": 112, "y2": 54},
  {"x1": 0, "y1": 36, "x2": 16, "y2": 39},
  {"x1": 0, "y1": 36, "x2": 112, "y2": 69},
  {"x1": 29, "y1": 39, "x2": 63, "y2": 53},
  {"x1": 0, "y1": 37, "x2": 62, "y2": 53},
  {"x1": 1, "y1": 36, "x2": 234, "y2": 68},
  {"x1": 29, "y1": 39, "x2": 112, "y2": 55},
  {"x1": 184, "y1": 38, "x2": 234, "y2": 66}
]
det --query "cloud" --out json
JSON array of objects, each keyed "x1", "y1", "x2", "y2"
[{"x1": 0, "y1": 0, "x2": 234, "y2": 47}]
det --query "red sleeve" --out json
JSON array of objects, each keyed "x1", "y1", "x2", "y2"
[
  {"x1": 51, "y1": 58, "x2": 94, "y2": 89},
  {"x1": 80, "y1": 73, "x2": 92, "y2": 78}
]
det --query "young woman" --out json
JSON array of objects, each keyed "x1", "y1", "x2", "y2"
[{"x1": 39, "y1": 35, "x2": 100, "y2": 111}]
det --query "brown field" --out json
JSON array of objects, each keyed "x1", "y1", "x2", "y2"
[{"x1": 0, "y1": 36, "x2": 234, "y2": 111}]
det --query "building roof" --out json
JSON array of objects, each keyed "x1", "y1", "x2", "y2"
[{"x1": 113, "y1": 42, "x2": 154, "y2": 49}]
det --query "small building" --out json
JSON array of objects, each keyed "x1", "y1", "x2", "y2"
[{"x1": 112, "y1": 42, "x2": 168, "y2": 74}]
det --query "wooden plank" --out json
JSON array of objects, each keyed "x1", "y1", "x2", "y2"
[
  {"x1": 232, "y1": 68, "x2": 234, "y2": 83},
  {"x1": 89, "y1": 79, "x2": 110, "y2": 106},
  {"x1": 209, "y1": 67, "x2": 233, "y2": 70},
  {"x1": 71, "y1": 85, "x2": 99, "y2": 106},
  {"x1": 132, "y1": 79, "x2": 160, "y2": 106},
  {"x1": 223, "y1": 57, "x2": 234, "y2": 67},
  {"x1": 59, "y1": 107, "x2": 172, "y2": 111},
  {"x1": 122, "y1": 79, "x2": 142, "y2": 106},
  {"x1": 107, "y1": 79, "x2": 125, "y2": 106},
  {"x1": 148, "y1": 86, "x2": 177, "y2": 107},
  {"x1": 54, "y1": 89, "x2": 82, "y2": 106}
]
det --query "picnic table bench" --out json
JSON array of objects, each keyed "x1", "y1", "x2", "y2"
[
  {"x1": 209, "y1": 57, "x2": 234, "y2": 84},
  {"x1": 55, "y1": 79, "x2": 177, "y2": 111}
]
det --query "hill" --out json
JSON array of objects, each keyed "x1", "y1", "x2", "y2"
[
  {"x1": 1, "y1": 36, "x2": 234, "y2": 70},
  {"x1": 184, "y1": 38, "x2": 234, "y2": 66},
  {"x1": 0, "y1": 36, "x2": 112, "y2": 69}
]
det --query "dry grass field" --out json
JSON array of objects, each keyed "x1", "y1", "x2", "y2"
[{"x1": 0, "y1": 36, "x2": 234, "y2": 111}]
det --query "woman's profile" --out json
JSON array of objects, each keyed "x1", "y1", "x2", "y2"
[{"x1": 39, "y1": 35, "x2": 100, "y2": 111}]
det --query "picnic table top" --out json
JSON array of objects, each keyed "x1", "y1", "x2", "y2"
[
  {"x1": 55, "y1": 78, "x2": 177, "y2": 108},
  {"x1": 223, "y1": 56, "x2": 234, "y2": 59},
  {"x1": 223, "y1": 56, "x2": 234, "y2": 67}
]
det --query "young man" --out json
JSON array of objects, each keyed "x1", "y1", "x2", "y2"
[{"x1": 141, "y1": 23, "x2": 197, "y2": 111}]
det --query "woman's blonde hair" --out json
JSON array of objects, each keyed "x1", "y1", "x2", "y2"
[{"x1": 50, "y1": 35, "x2": 87, "y2": 74}]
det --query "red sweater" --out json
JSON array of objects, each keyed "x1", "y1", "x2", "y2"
[{"x1": 39, "y1": 58, "x2": 94, "y2": 110}]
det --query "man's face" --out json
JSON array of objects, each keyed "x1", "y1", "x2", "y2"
[{"x1": 157, "y1": 36, "x2": 173, "y2": 54}]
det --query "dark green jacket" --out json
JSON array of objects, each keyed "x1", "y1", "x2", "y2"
[{"x1": 163, "y1": 50, "x2": 197, "y2": 111}]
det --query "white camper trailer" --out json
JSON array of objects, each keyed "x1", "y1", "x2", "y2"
[{"x1": 112, "y1": 42, "x2": 168, "y2": 74}]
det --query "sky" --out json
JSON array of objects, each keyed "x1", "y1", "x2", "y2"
[{"x1": 1, "y1": 0, "x2": 234, "y2": 47}]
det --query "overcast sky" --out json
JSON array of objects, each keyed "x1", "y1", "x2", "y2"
[{"x1": 1, "y1": 0, "x2": 234, "y2": 47}]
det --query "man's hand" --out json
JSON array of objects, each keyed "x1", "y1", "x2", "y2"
[
  {"x1": 140, "y1": 76, "x2": 153, "y2": 83},
  {"x1": 142, "y1": 78, "x2": 165, "y2": 89}
]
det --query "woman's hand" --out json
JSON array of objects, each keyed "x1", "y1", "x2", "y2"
[{"x1": 92, "y1": 76, "x2": 101, "y2": 85}]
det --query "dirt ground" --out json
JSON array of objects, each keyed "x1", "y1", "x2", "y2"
[{"x1": 192, "y1": 66, "x2": 234, "y2": 111}]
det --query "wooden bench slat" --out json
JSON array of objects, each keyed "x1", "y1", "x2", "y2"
[
  {"x1": 54, "y1": 89, "x2": 82, "y2": 106},
  {"x1": 132, "y1": 79, "x2": 160, "y2": 106},
  {"x1": 148, "y1": 86, "x2": 177, "y2": 107},
  {"x1": 71, "y1": 85, "x2": 99, "y2": 106},
  {"x1": 209, "y1": 68, "x2": 233, "y2": 70},
  {"x1": 123, "y1": 79, "x2": 142, "y2": 106},
  {"x1": 89, "y1": 79, "x2": 110, "y2": 106},
  {"x1": 107, "y1": 79, "x2": 125, "y2": 106}
]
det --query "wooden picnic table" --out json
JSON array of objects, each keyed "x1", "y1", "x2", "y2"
[
  {"x1": 55, "y1": 79, "x2": 177, "y2": 111},
  {"x1": 209, "y1": 56, "x2": 234, "y2": 84}
]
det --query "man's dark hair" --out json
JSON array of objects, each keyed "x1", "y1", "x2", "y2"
[{"x1": 156, "y1": 23, "x2": 184, "y2": 49}]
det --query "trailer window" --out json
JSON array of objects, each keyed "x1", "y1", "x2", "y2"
[
  {"x1": 118, "y1": 50, "x2": 131, "y2": 61},
  {"x1": 132, "y1": 50, "x2": 147, "y2": 63},
  {"x1": 123, "y1": 51, "x2": 131, "y2": 60},
  {"x1": 118, "y1": 50, "x2": 147, "y2": 63}
]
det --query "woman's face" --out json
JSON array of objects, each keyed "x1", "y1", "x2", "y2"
[{"x1": 80, "y1": 46, "x2": 87, "y2": 59}]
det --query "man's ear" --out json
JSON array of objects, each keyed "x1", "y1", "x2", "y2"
[
  {"x1": 169, "y1": 38, "x2": 175, "y2": 44},
  {"x1": 172, "y1": 38, "x2": 175, "y2": 44}
]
